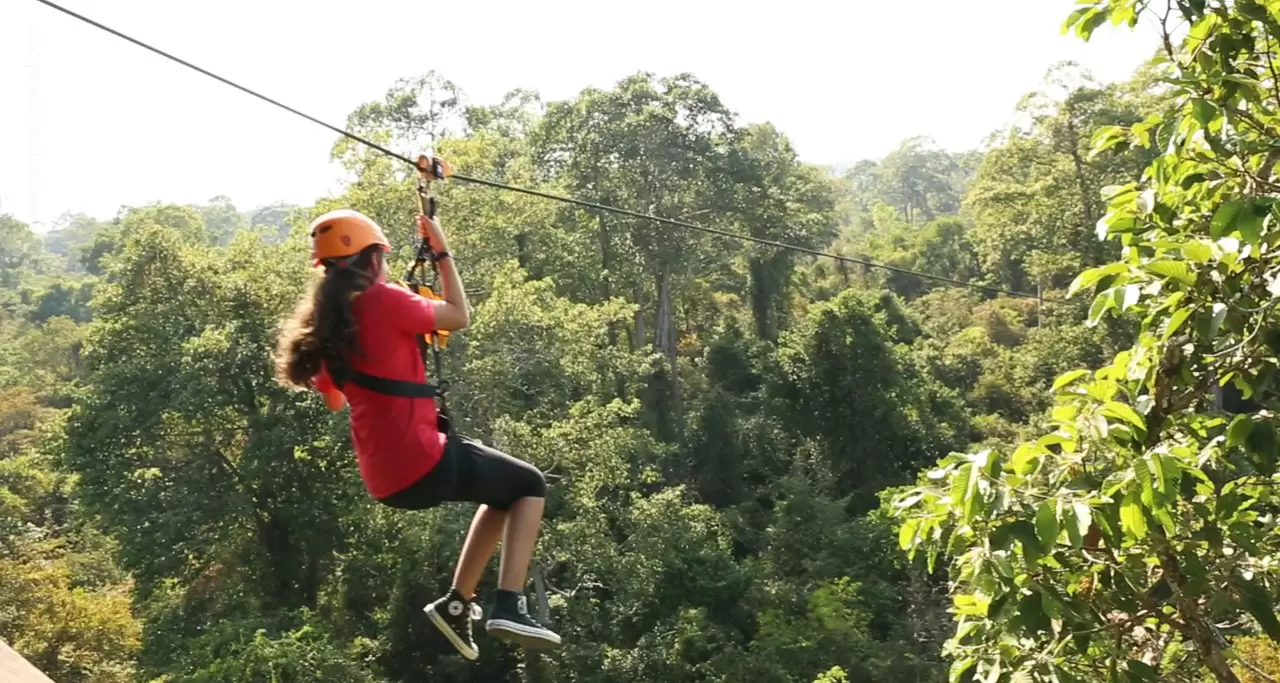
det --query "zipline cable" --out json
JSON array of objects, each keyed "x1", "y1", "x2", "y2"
[{"x1": 30, "y1": 0, "x2": 1055, "y2": 303}]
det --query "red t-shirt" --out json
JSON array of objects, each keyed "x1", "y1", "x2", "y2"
[{"x1": 312, "y1": 281, "x2": 447, "y2": 499}]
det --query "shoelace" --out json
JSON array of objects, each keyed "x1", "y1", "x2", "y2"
[
  {"x1": 514, "y1": 595, "x2": 549, "y2": 627},
  {"x1": 462, "y1": 602, "x2": 482, "y2": 641}
]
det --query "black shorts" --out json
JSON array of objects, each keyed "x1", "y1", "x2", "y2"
[{"x1": 375, "y1": 435, "x2": 547, "y2": 511}]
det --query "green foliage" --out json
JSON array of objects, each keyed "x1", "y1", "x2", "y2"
[
  {"x1": 0, "y1": 214, "x2": 54, "y2": 290},
  {"x1": 0, "y1": 550, "x2": 140, "y2": 683},
  {"x1": 774, "y1": 288, "x2": 971, "y2": 510},
  {"x1": 2, "y1": 21, "x2": 1229, "y2": 683},
  {"x1": 30, "y1": 281, "x2": 96, "y2": 323},
  {"x1": 43, "y1": 213, "x2": 111, "y2": 274},
  {"x1": 62, "y1": 219, "x2": 355, "y2": 611},
  {"x1": 1234, "y1": 635, "x2": 1280, "y2": 683},
  {"x1": 965, "y1": 62, "x2": 1163, "y2": 291},
  {"x1": 171, "y1": 619, "x2": 385, "y2": 683},
  {"x1": 893, "y1": 3, "x2": 1280, "y2": 683},
  {"x1": 463, "y1": 262, "x2": 647, "y2": 429},
  {"x1": 725, "y1": 122, "x2": 840, "y2": 340},
  {"x1": 840, "y1": 137, "x2": 978, "y2": 227},
  {"x1": 0, "y1": 314, "x2": 141, "y2": 682}
]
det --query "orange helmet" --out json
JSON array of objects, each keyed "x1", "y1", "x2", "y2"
[{"x1": 309, "y1": 209, "x2": 392, "y2": 265}]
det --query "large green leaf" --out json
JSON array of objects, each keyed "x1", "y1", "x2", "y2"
[
  {"x1": 1237, "y1": 208, "x2": 1264, "y2": 245},
  {"x1": 1120, "y1": 489, "x2": 1148, "y2": 540},
  {"x1": 1041, "y1": 590, "x2": 1063, "y2": 621},
  {"x1": 1088, "y1": 289, "x2": 1116, "y2": 326},
  {"x1": 1142, "y1": 260, "x2": 1196, "y2": 286},
  {"x1": 1054, "y1": 369, "x2": 1092, "y2": 391},
  {"x1": 1163, "y1": 306, "x2": 1193, "y2": 341},
  {"x1": 1076, "y1": 6, "x2": 1111, "y2": 39},
  {"x1": 1015, "y1": 592, "x2": 1052, "y2": 634},
  {"x1": 955, "y1": 462, "x2": 984, "y2": 525},
  {"x1": 1158, "y1": 453, "x2": 1181, "y2": 501},
  {"x1": 1211, "y1": 200, "x2": 1245, "y2": 238},
  {"x1": 1244, "y1": 419, "x2": 1279, "y2": 476},
  {"x1": 1035, "y1": 500, "x2": 1060, "y2": 551},
  {"x1": 1069, "y1": 263, "x2": 1129, "y2": 297},
  {"x1": 1182, "y1": 240, "x2": 1212, "y2": 262},
  {"x1": 1070, "y1": 502, "x2": 1092, "y2": 548},
  {"x1": 950, "y1": 658, "x2": 976, "y2": 683},
  {"x1": 1011, "y1": 443, "x2": 1044, "y2": 477},
  {"x1": 1197, "y1": 302, "x2": 1227, "y2": 341},
  {"x1": 1192, "y1": 98, "x2": 1219, "y2": 127},
  {"x1": 1226, "y1": 415, "x2": 1253, "y2": 448},
  {"x1": 1102, "y1": 401, "x2": 1146, "y2": 430},
  {"x1": 898, "y1": 517, "x2": 920, "y2": 550},
  {"x1": 1125, "y1": 659, "x2": 1159, "y2": 682}
]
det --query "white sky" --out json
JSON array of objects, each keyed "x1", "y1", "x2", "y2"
[{"x1": 0, "y1": 0, "x2": 1163, "y2": 232}]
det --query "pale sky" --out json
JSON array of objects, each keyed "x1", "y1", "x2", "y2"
[{"x1": 0, "y1": 0, "x2": 1163, "y2": 232}]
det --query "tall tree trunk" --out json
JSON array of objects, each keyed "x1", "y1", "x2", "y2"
[
  {"x1": 515, "y1": 232, "x2": 531, "y2": 272},
  {"x1": 633, "y1": 281, "x2": 646, "y2": 352},
  {"x1": 598, "y1": 213, "x2": 613, "y2": 304},
  {"x1": 1063, "y1": 115, "x2": 1098, "y2": 254},
  {"x1": 1161, "y1": 544, "x2": 1240, "y2": 683},
  {"x1": 655, "y1": 263, "x2": 682, "y2": 438},
  {"x1": 749, "y1": 257, "x2": 773, "y2": 341},
  {"x1": 655, "y1": 267, "x2": 671, "y2": 353},
  {"x1": 598, "y1": 214, "x2": 627, "y2": 398},
  {"x1": 1142, "y1": 340, "x2": 1239, "y2": 683}
]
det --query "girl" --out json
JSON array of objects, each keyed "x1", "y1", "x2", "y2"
[{"x1": 274, "y1": 208, "x2": 562, "y2": 659}]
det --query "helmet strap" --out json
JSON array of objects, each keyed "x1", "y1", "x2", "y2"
[{"x1": 325, "y1": 254, "x2": 360, "y2": 271}]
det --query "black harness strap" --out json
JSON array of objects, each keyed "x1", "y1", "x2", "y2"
[{"x1": 331, "y1": 369, "x2": 439, "y2": 398}]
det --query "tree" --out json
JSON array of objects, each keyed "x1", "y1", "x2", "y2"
[
  {"x1": 335, "y1": 71, "x2": 464, "y2": 167},
  {"x1": 838, "y1": 140, "x2": 980, "y2": 229},
  {"x1": 0, "y1": 325, "x2": 141, "y2": 683},
  {"x1": 200, "y1": 195, "x2": 247, "y2": 246},
  {"x1": 459, "y1": 261, "x2": 645, "y2": 432},
  {"x1": 531, "y1": 72, "x2": 741, "y2": 439},
  {"x1": 61, "y1": 216, "x2": 355, "y2": 615},
  {"x1": 893, "y1": 3, "x2": 1280, "y2": 683},
  {"x1": 43, "y1": 212, "x2": 110, "y2": 274},
  {"x1": 965, "y1": 62, "x2": 1159, "y2": 291},
  {"x1": 0, "y1": 215, "x2": 51, "y2": 289},
  {"x1": 774, "y1": 289, "x2": 970, "y2": 511},
  {"x1": 724, "y1": 123, "x2": 839, "y2": 341},
  {"x1": 0, "y1": 549, "x2": 141, "y2": 683}
]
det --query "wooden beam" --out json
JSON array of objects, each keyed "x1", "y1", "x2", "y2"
[{"x1": 0, "y1": 640, "x2": 55, "y2": 683}]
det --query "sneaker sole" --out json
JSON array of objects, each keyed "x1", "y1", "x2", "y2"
[
  {"x1": 485, "y1": 619, "x2": 563, "y2": 650},
  {"x1": 425, "y1": 604, "x2": 479, "y2": 660}
]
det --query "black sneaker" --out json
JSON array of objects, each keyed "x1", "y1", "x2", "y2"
[
  {"x1": 424, "y1": 588, "x2": 482, "y2": 660},
  {"x1": 484, "y1": 589, "x2": 562, "y2": 650}
]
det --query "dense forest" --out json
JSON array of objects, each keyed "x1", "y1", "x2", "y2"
[{"x1": 2, "y1": 1, "x2": 1280, "y2": 682}]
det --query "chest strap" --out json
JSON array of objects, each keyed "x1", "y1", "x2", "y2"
[{"x1": 332, "y1": 369, "x2": 438, "y2": 398}]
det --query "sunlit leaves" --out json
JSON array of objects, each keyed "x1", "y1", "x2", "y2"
[
  {"x1": 1142, "y1": 260, "x2": 1195, "y2": 286},
  {"x1": 1069, "y1": 262, "x2": 1129, "y2": 297},
  {"x1": 1034, "y1": 500, "x2": 1059, "y2": 550},
  {"x1": 0, "y1": 553, "x2": 141, "y2": 683},
  {"x1": 1119, "y1": 489, "x2": 1148, "y2": 540},
  {"x1": 892, "y1": 1, "x2": 1280, "y2": 681}
]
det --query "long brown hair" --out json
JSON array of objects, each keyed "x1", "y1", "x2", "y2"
[{"x1": 275, "y1": 245, "x2": 384, "y2": 389}]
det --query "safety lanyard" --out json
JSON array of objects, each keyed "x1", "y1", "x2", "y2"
[{"x1": 403, "y1": 153, "x2": 454, "y2": 433}]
